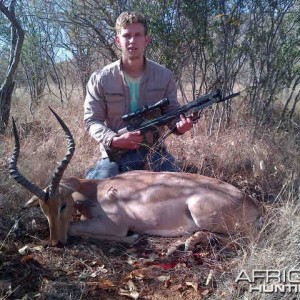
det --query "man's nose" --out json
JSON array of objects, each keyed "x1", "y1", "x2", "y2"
[{"x1": 129, "y1": 36, "x2": 135, "y2": 43}]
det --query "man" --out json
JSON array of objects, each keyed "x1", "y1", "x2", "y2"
[{"x1": 84, "y1": 11, "x2": 193, "y2": 179}]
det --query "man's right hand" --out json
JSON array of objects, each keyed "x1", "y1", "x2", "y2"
[{"x1": 111, "y1": 131, "x2": 143, "y2": 149}]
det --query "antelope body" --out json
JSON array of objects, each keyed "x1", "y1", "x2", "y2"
[{"x1": 10, "y1": 109, "x2": 261, "y2": 249}]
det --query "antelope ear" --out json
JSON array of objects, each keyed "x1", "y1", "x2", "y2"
[
  {"x1": 59, "y1": 177, "x2": 80, "y2": 195},
  {"x1": 25, "y1": 195, "x2": 40, "y2": 207},
  {"x1": 24, "y1": 187, "x2": 49, "y2": 207},
  {"x1": 59, "y1": 183, "x2": 76, "y2": 196}
]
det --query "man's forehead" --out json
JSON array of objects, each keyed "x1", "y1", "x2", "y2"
[{"x1": 119, "y1": 23, "x2": 146, "y2": 34}]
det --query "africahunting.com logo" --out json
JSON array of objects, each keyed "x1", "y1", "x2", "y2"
[{"x1": 235, "y1": 269, "x2": 300, "y2": 293}]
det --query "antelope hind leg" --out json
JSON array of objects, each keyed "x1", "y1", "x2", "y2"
[
  {"x1": 166, "y1": 231, "x2": 221, "y2": 256},
  {"x1": 184, "y1": 231, "x2": 218, "y2": 250},
  {"x1": 185, "y1": 231, "x2": 242, "y2": 252}
]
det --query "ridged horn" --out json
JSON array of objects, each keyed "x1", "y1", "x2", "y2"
[
  {"x1": 9, "y1": 118, "x2": 48, "y2": 201},
  {"x1": 47, "y1": 107, "x2": 75, "y2": 197}
]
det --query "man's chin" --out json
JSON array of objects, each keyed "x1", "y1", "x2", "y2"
[{"x1": 126, "y1": 52, "x2": 142, "y2": 60}]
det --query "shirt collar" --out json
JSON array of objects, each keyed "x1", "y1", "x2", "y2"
[{"x1": 118, "y1": 56, "x2": 148, "y2": 73}]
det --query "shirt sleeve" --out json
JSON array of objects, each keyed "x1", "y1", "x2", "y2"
[
  {"x1": 161, "y1": 70, "x2": 183, "y2": 134},
  {"x1": 83, "y1": 72, "x2": 117, "y2": 149},
  {"x1": 162, "y1": 70, "x2": 180, "y2": 114}
]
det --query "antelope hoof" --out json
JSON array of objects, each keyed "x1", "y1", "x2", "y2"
[
  {"x1": 125, "y1": 233, "x2": 140, "y2": 245},
  {"x1": 166, "y1": 241, "x2": 186, "y2": 256},
  {"x1": 184, "y1": 231, "x2": 216, "y2": 251}
]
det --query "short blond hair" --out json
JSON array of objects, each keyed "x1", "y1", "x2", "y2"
[{"x1": 115, "y1": 11, "x2": 148, "y2": 35}]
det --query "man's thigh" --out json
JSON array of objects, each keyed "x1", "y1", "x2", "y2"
[
  {"x1": 85, "y1": 158, "x2": 119, "y2": 179},
  {"x1": 147, "y1": 149, "x2": 181, "y2": 172},
  {"x1": 118, "y1": 149, "x2": 148, "y2": 173}
]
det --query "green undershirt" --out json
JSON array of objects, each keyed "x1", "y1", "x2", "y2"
[{"x1": 124, "y1": 72, "x2": 143, "y2": 112}]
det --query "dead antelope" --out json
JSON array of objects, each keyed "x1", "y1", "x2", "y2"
[{"x1": 9, "y1": 108, "x2": 261, "y2": 250}]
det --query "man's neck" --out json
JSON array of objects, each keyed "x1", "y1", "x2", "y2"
[{"x1": 121, "y1": 56, "x2": 145, "y2": 78}]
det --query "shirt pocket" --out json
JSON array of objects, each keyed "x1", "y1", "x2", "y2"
[
  {"x1": 146, "y1": 87, "x2": 166, "y2": 103},
  {"x1": 104, "y1": 91, "x2": 124, "y2": 117}
]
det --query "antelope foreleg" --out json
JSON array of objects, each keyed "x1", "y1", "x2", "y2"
[
  {"x1": 77, "y1": 233, "x2": 140, "y2": 244},
  {"x1": 68, "y1": 219, "x2": 138, "y2": 244}
]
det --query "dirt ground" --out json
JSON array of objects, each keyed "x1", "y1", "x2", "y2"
[{"x1": 0, "y1": 207, "x2": 240, "y2": 299}]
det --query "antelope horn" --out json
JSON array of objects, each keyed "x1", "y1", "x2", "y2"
[
  {"x1": 47, "y1": 107, "x2": 75, "y2": 197},
  {"x1": 9, "y1": 118, "x2": 48, "y2": 201}
]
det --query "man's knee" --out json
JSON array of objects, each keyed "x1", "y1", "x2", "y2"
[{"x1": 85, "y1": 158, "x2": 120, "y2": 179}]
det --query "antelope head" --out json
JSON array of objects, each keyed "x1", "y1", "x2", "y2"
[{"x1": 9, "y1": 108, "x2": 76, "y2": 246}]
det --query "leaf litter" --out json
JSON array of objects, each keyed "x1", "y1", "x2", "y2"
[{"x1": 0, "y1": 215, "x2": 241, "y2": 299}]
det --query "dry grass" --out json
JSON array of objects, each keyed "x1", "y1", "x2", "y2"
[{"x1": 0, "y1": 90, "x2": 299, "y2": 299}]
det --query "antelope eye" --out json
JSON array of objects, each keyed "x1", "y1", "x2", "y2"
[{"x1": 60, "y1": 203, "x2": 67, "y2": 212}]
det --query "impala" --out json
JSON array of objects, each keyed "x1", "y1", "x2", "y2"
[{"x1": 9, "y1": 108, "x2": 261, "y2": 251}]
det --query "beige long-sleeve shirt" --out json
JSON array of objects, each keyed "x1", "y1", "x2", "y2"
[{"x1": 84, "y1": 58, "x2": 180, "y2": 160}]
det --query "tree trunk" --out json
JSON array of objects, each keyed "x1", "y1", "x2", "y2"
[
  {"x1": 0, "y1": 81, "x2": 15, "y2": 133},
  {"x1": 0, "y1": 0, "x2": 25, "y2": 134}
]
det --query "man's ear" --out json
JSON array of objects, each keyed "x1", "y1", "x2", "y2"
[
  {"x1": 115, "y1": 35, "x2": 121, "y2": 48},
  {"x1": 145, "y1": 35, "x2": 150, "y2": 45}
]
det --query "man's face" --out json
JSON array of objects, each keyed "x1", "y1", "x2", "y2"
[{"x1": 115, "y1": 23, "x2": 150, "y2": 60}]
